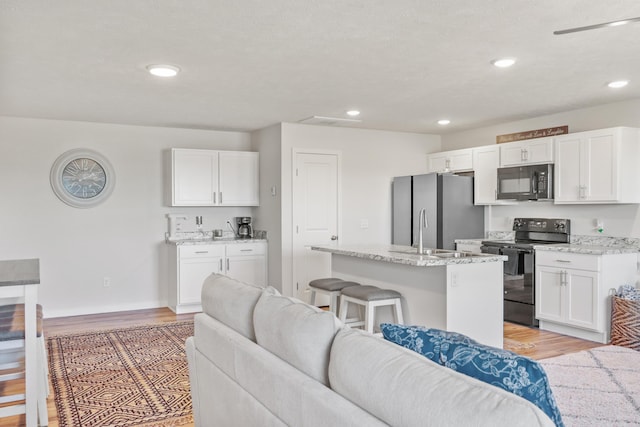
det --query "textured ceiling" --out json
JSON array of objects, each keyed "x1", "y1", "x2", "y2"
[{"x1": 1, "y1": 1, "x2": 640, "y2": 134}]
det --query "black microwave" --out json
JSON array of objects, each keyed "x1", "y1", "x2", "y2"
[{"x1": 496, "y1": 164, "x2": 553, "y2": 201}]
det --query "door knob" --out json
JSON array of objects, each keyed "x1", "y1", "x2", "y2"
[{"x1": 330, "y1": 235, "x2": 338, "y2": 240}]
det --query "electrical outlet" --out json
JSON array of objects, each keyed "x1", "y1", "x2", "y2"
[
  {"x1": 360, "y1": 219, "x2": 369, "y2": 229},
  {"x1": 103, "y1": 277, "x2": 111, "y2": 288}
]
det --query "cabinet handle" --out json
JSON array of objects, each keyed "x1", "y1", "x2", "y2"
[
  {"x1": 213, "y1": 192, "x2": 216, "y2": 204},
  {"x1": 555, "y1": 259, "x2": 571, "y2": 263},
  {"x1": 226, "y1": 258, "x2": 230, "y2": 270},
  {"x1": 523, "y1": 148, "x2": 529, "y2": 161},
  {"x1": 445, "y1": 159, "x2": 451, "y2": 169},
  {"x1": 579, "y1": 185, "x2": 586, "y2": 199},
  {"x1": 219, "y1": 259, "x2": 223, "y2": 270},
  {"x1": 219, "y1": 192, "x2": 223, "y2": 204},
  {"x1": 559, "y1": 270, "x2": 569, "y2": 286},
  {"x1": 195, "y1": 251, "x2": 208, "y2": 254},
  {"x1": 240, "y1": 249, "x2": 253, "y2": 252}
]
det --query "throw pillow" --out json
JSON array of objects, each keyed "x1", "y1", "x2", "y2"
[
  {"x1": 253, "y1": 289, "x2": 342, "y2": 385},
  {"x1": 381, "y1": 323, "x2": 564, "y2": 427}
]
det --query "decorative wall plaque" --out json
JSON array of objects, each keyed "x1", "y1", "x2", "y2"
[{"x1": 496, "y1": 126, "x2": 569, "y2": 144}]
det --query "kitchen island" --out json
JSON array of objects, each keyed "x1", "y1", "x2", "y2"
[{"x1": 311, "y1": 244, "x2": 506, "y2": 347}]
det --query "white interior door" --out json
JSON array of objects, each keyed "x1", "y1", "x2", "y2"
[{"x1": 292, "y1": 151, "x2": 339, "y2": 303}]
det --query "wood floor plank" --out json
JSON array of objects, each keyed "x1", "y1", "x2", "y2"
[{"x1": 0, "y1": 309, "x2": 603, "y2": 427}]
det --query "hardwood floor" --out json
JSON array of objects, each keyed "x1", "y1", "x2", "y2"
[{"x1": 0, "y1": 309, "x2": 602, "y2": 427}]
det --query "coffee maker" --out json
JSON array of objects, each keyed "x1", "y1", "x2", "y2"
[{"x1": 236, "y1": 217, "x2": 253, "y2": 238}]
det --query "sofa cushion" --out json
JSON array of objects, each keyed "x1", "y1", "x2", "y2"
[
  {"x1": 381, "y1": 323, "x2": 563, "y2": 427},
  {"x1": 253, "y1": 288, "x2": 342, "y2": 385},
  {"x1": 200, "y1": 273, "x2": 263, "y2": 341},
  {"x1": 330, "y1": 327, "x2": 555, "y2": 427}
]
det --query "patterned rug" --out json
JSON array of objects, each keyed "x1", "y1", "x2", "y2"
[
  {"x1": 47, "y1": 321, "x2": 194, "y2": 427},
  {"x1": 540, "y1": 345, "x2": 640, "y2": 426}
]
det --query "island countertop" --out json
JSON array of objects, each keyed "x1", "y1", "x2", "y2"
[{"x1": 311, "y1": 244, "x2": 506, "y2": 267}]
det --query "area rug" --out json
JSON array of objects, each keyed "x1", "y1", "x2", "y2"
[
  {"x1": 47, "y1": 321, "x2": 194, "y2": 427},
  {"x1": 539, "y1": 345, "x2": 640, "y2": 426}
]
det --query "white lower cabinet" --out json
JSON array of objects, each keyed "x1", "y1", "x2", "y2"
[
  {"x1": 225, "y1": 243, "x2": 267, "y2": 286},
  {"x1": 535, "y1": 250, "x2": 637, "y2": 343},
  {"x1": 168, "y1": 241, "x2": 267, "y2": 313}
]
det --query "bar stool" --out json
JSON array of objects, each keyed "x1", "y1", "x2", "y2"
[
  {"x1": 308, "y1": 278, "x2": 360, "y2": 314},
  {"x1": 339, "y1": 285, "x2": 404, "y2": 335},
  {"x1": 0, "y1": 304, "x2": 49, "y2": 426}
]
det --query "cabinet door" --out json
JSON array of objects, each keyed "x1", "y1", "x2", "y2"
[
  {"x1": 427, "y1": 149, "x2": 472, "y2": 173},
  {"x1": 535, "y1": 266, "x2": 564, "y2": 323},
  {"x1": 554, "y1": 136, "x2": 582, "y2": 202},
  {"x1": 500, "y1": 143, "x2": 527, "y2": 166},
  {"x1": 565, "y1": 269, "x2": 599, "y2": 330},
  {"x1": 172, "y1": 149, "x2": 219, "y2": 206},
  {"x1": 448, "y1": 150, "x2": 473, "y2": 171},
  {"x1": 524, "y1": 138, "x2": 554, "y2": 164},
  {"x1": 582, "y1": 132, "x2": 617, "y2": 202},
  {"x1": 472, "y1": 145, "x2": 499, "y2": 204},
  {"x1": 218, "y1": 151, "x2": 259, "y2": 206},
  {"x1": 500, "y1": 138, "x2": 553, "y2": 166},
  {"x1": 426, "y1": 153, "x2": 448, "y2": 173},
  {"x1": 179, "y1": 256, "x2": 223, "y2": 304},
  {"x1": 226, "y1": 255, "x2": 266, "y2": 287}
]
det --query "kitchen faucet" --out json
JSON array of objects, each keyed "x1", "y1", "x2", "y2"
[{"x1": 418, "y1": 208, "x2": 427, "y2": 254}]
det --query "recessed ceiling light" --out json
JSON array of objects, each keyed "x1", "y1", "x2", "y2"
[
  {"x1": 146, "y1": 64, "x2": 180, "y2": 77},
  {"x1": 491, "y1": 58, "x2": 516, "y2": 68},
  {"x1": 608, "y1": 20, "x2": 629, "y2": 27},
  {"x1": 608, "y1": 80, "x2": 629, "y2": 88},
  {"x1": 346, "y1": 110, "x2": 361, "y2": 117},
  {"x1": 437, "y1": 119, "x2": 451, "y2": 125}
]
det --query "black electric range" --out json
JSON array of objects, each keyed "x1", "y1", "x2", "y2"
[{"x1": 480, "y1": 218, "x2": 571, "y2": 327}]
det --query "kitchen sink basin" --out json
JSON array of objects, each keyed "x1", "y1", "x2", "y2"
[
  {"x1": 389, "y1": 248, "x2": 450, "y2": 255},
  {"x1": 432, "y1": 252, "x2": 473, "y2": 258}
]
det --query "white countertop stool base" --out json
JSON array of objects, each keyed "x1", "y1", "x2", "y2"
[
  {"x1": 0, "y1": 304, "x2": 49, "y2": 426},
  {"x1": 338, "y1": 285, "x2": 404, "y2": 335},
  {"x1": 308, "y1": 278, "x2": 360, "y2": 314}
]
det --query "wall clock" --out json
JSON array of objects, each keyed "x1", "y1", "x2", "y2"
[{"x1": 50, "y1": 148, "x2": 115, "y2": 208}]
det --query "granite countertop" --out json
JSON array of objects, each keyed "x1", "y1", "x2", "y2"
[
  {"x1": 311, "y1": 244, "x2": 506, "y2": 267},
  {"x1": 168, "y1": 237, "x2": 267, "y2": 246},
  {"x1": 534, "y1": 244, "x2": 640, "y2": 255}
]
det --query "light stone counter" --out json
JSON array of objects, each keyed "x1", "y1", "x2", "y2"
[
  {"x1": 311, "y1": 244, "x2": 505, "y2": 347},
  {"x1": 310, "y1": 244, "x2": 506, "y2": 266},
  {"x1": 534, "y1": 243, "x2": 639, "y2": 255},
  {"x1": 168, "y1": 237, "x2": 267, "y2": 246}
]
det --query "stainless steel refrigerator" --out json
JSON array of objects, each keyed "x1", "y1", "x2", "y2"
[{"x1": 392, "y1": 173, "x2": 484, "y2": 249}]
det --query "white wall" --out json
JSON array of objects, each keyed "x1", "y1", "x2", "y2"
[
  {"x1": 0, "y1": 116, "x2": 253, "y2": 317},
  {"x1": 278, "y1": 123, "x2": 441, "y2": 296},
  {"x1": 251, "y1": 124, "x2": 283, "y2": 288},
  {"x1": 441, "y1": 98, "x2": 640, "y2": 238},
  {"x1": 443, "y1": 98, "x2": 640, "y2": 150}
]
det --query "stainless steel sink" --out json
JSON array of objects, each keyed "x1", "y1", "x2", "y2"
[
  {"x1": 389, "y1": 248, "x2": 450, "y2": 255},
  {"x1": 389, "y1": 248, "x2": 488, "y2": 259},
  {"x1": 432, "y1": 252, "x2": 473, "y2": 258}
]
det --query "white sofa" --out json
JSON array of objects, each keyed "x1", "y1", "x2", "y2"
[{"x1": 186, "y1": 274, "x2": 554, "y2": 427}]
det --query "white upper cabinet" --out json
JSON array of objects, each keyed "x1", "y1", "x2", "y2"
[
  {"x1": 427, "y1": 148, "x2": 473, "y2": 173},
  {"x1": 218, "y1": 151, "x2": 260, "y2": 206},
  {"x1": 499, "y1": 137, "x2": 554, "y2": 166},
  {"x1": 554, "y1": 127, "x2": 640, "y2": 204},
  {"x1": 171, "y1": 148, "x2": 259, "y2": 206},
  {"x1": 172, "y1": 149, "x2": 219, "y2": 206},
  {"x1": 472, "y1": 145, "x2": 516, "y2": 205}
]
